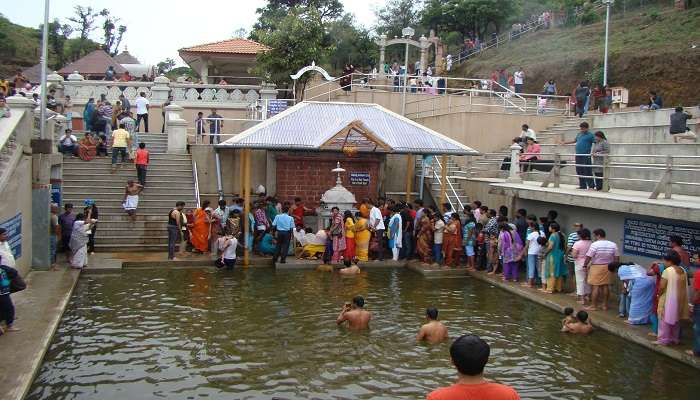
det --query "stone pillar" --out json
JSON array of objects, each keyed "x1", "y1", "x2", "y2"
[
  {"x1": 377, "y1": 35, "x2": 387, "y2": 77},
  {"x1": 200, "y1": 58, "x2": 209, "y2": 84},
  {"x1": 151, "y1": 74, "x2": 171, "y2": 105},
  {"x1": 506, "y1": 143, "x2": 523, "y2": 183},
  {"x1": 419, "y1": 35, "x2": 429, "y2": 75},
  {"x1": 6, "y1": 96, "x2": 35, "y2": 147},
  {"x1": 47, "y1": 71, "x2": 65, "y2": 99},
  {"x1": 67, "y1": 71, "x2": 84, "y2": 81},
  {"x1": 260, "y1": 82, "x2": 278, "y2": 102},
  {"x1": 165, "y1": 104, "x2": 188, "y2": 154}
]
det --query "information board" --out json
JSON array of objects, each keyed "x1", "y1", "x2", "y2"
[
  {"x1": 0, "y1": 213, "x2": 22, "y2": 259},
  {"x1": 349, "y1": 172, "x2": 370, "y2": 186},
  {"x1": 267, "y1": 100, "x2": 289, "y2": 116},
  {"x1": 623, "y1": 217, "x2": 699, "y2": 260}
]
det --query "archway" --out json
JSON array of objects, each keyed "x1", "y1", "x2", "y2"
[{"x1": 290, "y1": 61, "x2": 335, "y2": 101}]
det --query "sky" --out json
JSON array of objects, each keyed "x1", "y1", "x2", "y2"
[{"x1": 1, "y1": 0, "x2": 386, "y2": 66}]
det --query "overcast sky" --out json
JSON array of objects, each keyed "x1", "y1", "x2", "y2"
[{"x1": 2, "y1": 0, "x2": 386, "y2": 66}]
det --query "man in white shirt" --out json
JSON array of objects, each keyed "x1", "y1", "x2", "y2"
[
  {"x1": 519, "y1": 124, "x2": 537, "y2": 143},
  {"x1": 134, "y1": 92, "x2": 149, "y2": 133},
  {"x1": 217, "y1": 234, "x2": 238, "y2": 270},
  {"x1": 514, "y1": 68, "x2": 524, "y2": 93},
  {"x1": 58, "y1": 128, "x2": 77, "y2": 156},
  {"x1": 0, "y1": 227, "x2": 16, "y2": 268},
  {"x1": 368, "y1": 199, "x2": 385, "y2": 261}
]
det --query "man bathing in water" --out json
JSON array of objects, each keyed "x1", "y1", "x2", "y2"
[
  {"x1": 123, "y1": 179, "x2": 144, "y2": 222},
  {"x1": 417, "y1": 307, "x2": 449, "y2": 343},
  {"x1": 562, "y1": 310, "x2": 593, "y2": 335},
  {"x1": 336, "y1": 295, "x2": 372, "y2": 330}
]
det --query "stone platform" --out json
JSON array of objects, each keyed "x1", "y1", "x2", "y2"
[{"x1": 466, "y1": 269, "x2": 700, "y2": 370}]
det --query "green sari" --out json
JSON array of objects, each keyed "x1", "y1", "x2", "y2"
[{"x1": 545, "y1": 233, "x2": 567, "y2": 279}]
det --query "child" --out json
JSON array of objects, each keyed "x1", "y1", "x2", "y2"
[
  {"x1": 134, "y1": 142, "x2": 149, "y2": 187},
  {"x1": 537, "y1": 235, "x2": 549, "y2": 291},
  {"x1": 96, "y1": 134, "x2": 108, "y2": 157},
  {"x1": 537, "y1": 96, "x2": 547, "y2": 115},
  {"x1": 561, "y1": 307, "x2": 576, "y2": 332},
  {"x1": 486, "y1": 233, "x2": 499, "y2": 275},
  {"x1": 217, "y1": 233, "x2": 238, "y2": 270}
]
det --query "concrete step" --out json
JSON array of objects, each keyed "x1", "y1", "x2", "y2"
[
  {"x1": 62, "y1": 161, "x2": 192, "y2": 171},
  {"x1": 540, "y1": 143, "x2": 700, "y2": 157},
  {"x1": 62, "y1": 179, "x2": 194, "y2": 187},
  {"x1": 89, "y1": 213, "x2": 195, "y2": 222},
  {"x1": 62, "y1": 191, "x2": 196, "y2": 201},
  {"x1": 95, "y1": 235, "x2": 168, "y2": 245},
  {"x1": 63, "y1": 170, "x2": 193, "y2": 179},
  {"x1": 95, "y1": 220, "x2": 170, "y2": 230},
  {"x1": 94, "y1": 243, "x2": 169, "y2": 252},
  {"x1": 95, "y1": 227, "x2": 170, "y2": 237}
]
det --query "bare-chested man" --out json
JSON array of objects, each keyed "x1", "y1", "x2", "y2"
[
  {"x1": 336, "y1": 295, "x2": 372, "y2": 330},
  {"x1": 339, "y1": 260, "x2": 361, "y2": 275},
  {"x1": 417, "y1": 307, "x2": 449, "y2": 343},
  {"x1": 123, "y1": 179, "x2": 144, "y2": 223},
  {"x1": 563, "y1": 310, "x2": 593, "y2": 335}
]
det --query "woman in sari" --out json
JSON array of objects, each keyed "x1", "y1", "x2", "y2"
[
  {"x1": 543, "y1": 222, "x2": 567, "y2": 293},
  {"x1": 344, "y1": 210, "x2": 356, "y2": 263},
  {"x1": 190, "y1": 200, "x2": 212, "y2": 253},
  {"x1": 69, "y1": 212, "x2": 95, "y2": 269},
  {"x1": 354, "y1": 212, "x2": 370, "y2": 262},
  {"x1": 387, "y1": 207, "x2": 402, "y2": 261},
  {"x1": 498, "y1": 223, "x2": 523, "y2": 282},
  {"x1": 111, "y1": 100, "x2": 122, "y2": 130},
  {"x1": 416, "y1": 210, "x2": 433, "y2": 264},
  {"x1": 329, "y1": 207, "x2": 346, "y2": 263},
  {"x1": 83, "y1": 98, "x2": 95, "y2": 132},
  {"x1": 654, "y1": 250, "x2": 690, "y2": 346},
  {"x1": 77, "y1": 132, "x2": 97, "y2": 161},
  {"x1": 442, "y1": 214, "x2": 462, "y2": 268}
]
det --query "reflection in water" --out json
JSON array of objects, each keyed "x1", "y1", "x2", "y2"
[{"x1": 28, "y1": 269, "x2": 700, "y2": 400}]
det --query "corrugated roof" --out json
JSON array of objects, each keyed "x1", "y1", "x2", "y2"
[
  {"x1": 217, "y1": 102, "x2": 480, "y2": 156},
  {"x1": 179, "y1": 38, "x2": 270, "y2": 55},
  {"x1": 58, "y1": 49, "x2": 127, "y2": 76}
]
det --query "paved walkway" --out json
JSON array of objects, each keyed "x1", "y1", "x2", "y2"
[
  {"x1": 0, "y1": 268, "x2": 80, "y2": 400},
  {"x1": 465, "y1": 269, "x2": 700, "y2": 370}
]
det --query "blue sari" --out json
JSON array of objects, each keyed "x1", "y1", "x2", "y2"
[
  {"x1": 628, "y1": 276, "x2": 656, "y2": 325},
  {"x1": 83, "y1": 102, "x2": 95, "y2": 132}
]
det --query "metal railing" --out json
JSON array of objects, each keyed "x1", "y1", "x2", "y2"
[
  {"x1": 475, "y1": 151, "x2": 700, "y2": 199},
  {"x1": 303, "y1": 73, "x2": 569, "y2": 116},
  {"x1": 427, "y1": 156, "x2": 465, "y2": 212},
  {"x1": 192, "y1": 159, "x2": 201, "y2": 208}
]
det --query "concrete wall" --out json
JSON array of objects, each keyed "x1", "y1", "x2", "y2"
[{"x1": 0, "y1": 156, "x2": 33, "y2": 276}]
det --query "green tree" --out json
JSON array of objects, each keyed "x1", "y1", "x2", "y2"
[
  {"x1": 67, "y1": 5, "x2": 99, "y2": 59},
  {"x1": 157, "y1": 58, "x2": 176, "y2": 74},
  {"x1": 326, "y1": 14, "x2": 377, "y2": 72},
  {"x1": 41, "y1": 19, "x2": 73, "y2": 69},
  {"x1": 253, "y1": 6, "x2": 329, "y2": 95},
  {"x1": 374, "y1": 0, "x2": 421, "y2": 38},
  {"x1": 99, "y1": 9, "x2": 126, "y2": 56},
  {"x1": 251, "y1": 0, "x2": 342, "y2": 39}
]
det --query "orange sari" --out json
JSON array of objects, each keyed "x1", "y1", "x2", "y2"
[
  {"x1": 190, "y1": 208, "x2": 211, "y2": 252},
  {"x1": 443, "y1": 218, "x2": 462, "y2": 267}
]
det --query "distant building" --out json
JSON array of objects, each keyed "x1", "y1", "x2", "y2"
[
  {"x1": 57, "y1": 48, "x2": 155, "y2": 80},
  {"x1": 178, "y1": 38, "x2": 269, "y2": 84}
]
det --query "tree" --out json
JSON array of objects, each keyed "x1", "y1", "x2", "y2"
[
  {"x1": 67, "y1": 5, "x2": 99, "y2": 59},
  {"x1": 41, "y1": 19, "x2": 73, "y2": 69},
  {"x1": 99, "y1": 9, "x2": 126, "y2": 56},
  {"x1": 157, "y1": 58, "x2": 176, "y2": 74},
  {"x1": 253, "y1": 6, "x2": 329, "y2": 96},
  {"x1": 374, "y1": 0, "x2": 421, "y2": 38},
  {"x1": 251, "y1": 0, "x2": 342, "y2": 40},
  {"x1": 326, "y1": 14, "x2": 377, "y2": 72},
  {"x1": 232, "y1": 28, "x2": 248, "y2": 38}
]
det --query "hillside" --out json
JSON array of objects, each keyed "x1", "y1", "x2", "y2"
[
  {"x1": 451, "y1": 6, "x2": 700, "y2": 107},
  {"x1": 0, "y1": 14, "x2": 40, "y2": 77}
]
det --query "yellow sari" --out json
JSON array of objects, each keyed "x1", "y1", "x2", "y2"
[{"x1": 354, "y1": 217, "x2": 370, "y2": 261}]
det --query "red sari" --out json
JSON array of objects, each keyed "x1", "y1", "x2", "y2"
[
  {"x1": 443, "y1": 218, "x2": 462, "y2": 267},
  {"x1": 78, "y1": 137, "x2": 97, "y2": 161},
  {"x1": 190, "y1": 208, "x2": 211, "y2": 252}
]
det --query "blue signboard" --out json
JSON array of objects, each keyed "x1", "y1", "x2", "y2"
[
  {"x1": 0, "y1": 213, "x2": 22, "y2": 260},
  {"x1": 268, "y1": 100, "x2": 289, "y2": 117},
  {"x1": 349, "y1": 172, "x2": 370, "y2": 186},
  {"x1": 623, "y1": 217, "x2": 699, "y2": 260},
  {"x1": 51, "y1": 183, "x2": 61, "y2": 205}
]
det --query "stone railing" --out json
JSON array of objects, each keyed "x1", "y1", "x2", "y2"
[
  {"x1": 50, "y1": 71, "x2": 277, "y2": 107},
  {"x1": 0, "y1": 97, "x2": 34, "y2": 191}
]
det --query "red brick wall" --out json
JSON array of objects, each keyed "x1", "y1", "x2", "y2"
[{"x1": 275, "y1": 153, "x2": 382, "y2": 207}]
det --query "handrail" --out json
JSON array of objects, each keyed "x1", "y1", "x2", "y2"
[
  {"x1": 192, "y1": 159, "x2": 201, "y2": 208},
  {"x1": 431, "y1": 156, "x2": 464, "y2": 211}
]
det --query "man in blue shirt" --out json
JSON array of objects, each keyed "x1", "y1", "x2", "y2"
[
  {"x1": 561, "y1": 121, "x2": 595, "y2": 189},
  {"x1": 271, "y1": 206, "x2": 295, "y2": 264}
]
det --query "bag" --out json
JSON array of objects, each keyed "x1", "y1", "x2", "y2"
[
  {"x1": 214, "y1": 258, "x2": 225, "y2": 269},
  {"x1": 1, "y1": 265, "x2": 25, "y2": 293},
  {"x1": 329, "y1": 223, "x2": 343, "y2": 237}
]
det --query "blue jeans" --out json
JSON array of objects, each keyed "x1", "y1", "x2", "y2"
[
  {"x1": 433, "y1": 243, "x2": 443, "y2": 264},
  {"x1": 693, "y1": 306, "x2": 700, "y2": 356},
  {"x1": 50, "y1": 235, "x2": 57, "y2": 264},
  {"x1": 575, "y1": 155, "x2": 594, "y2": 189},
  {"x1": 102, "y1": 116, "x2": 112, "y2": 138},
  {"x1": 527, "y1": 254, "x2": 538, "y2": 280},
  {"x1": 618, "y1": 292, "x2": 631, "y2": 317},
  {"x1": 111, "y1": 147, "x2": 127, "y2": 165},
  {"x1": 400, "y1": 231, "x2": 413, "y2": 259}
]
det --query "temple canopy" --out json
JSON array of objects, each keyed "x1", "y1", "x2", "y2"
[
  {"x1": 178, "y1": 38, "x2": 270, "y2": 84},
  {"x1": 217, "y1": 101, "x2": 479, "y2": 156},
  {"x1": 58, "y1": 49, "x2": 127, "y2": 78}
]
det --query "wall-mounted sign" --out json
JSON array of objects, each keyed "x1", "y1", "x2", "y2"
[
  {"x1": 623, "y1": 217, "x2": 699, "y2": 260},
  {"x1": 349, "y1": 172, "x2": 370, "y2": 186},
  {"x1": 0, "y1": 213, "x2": 22, "y2": 260}
]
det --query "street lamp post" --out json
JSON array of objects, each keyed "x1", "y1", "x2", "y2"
[
  {"x1": 602, "y1": 0, "x2": 614, "y2": 87},
  {"x1": 40, "y1": 0, "x2": 50, "y2": 140},
  {"x1": 401, "y1": 26, "x2": 414, "y2": 116}
]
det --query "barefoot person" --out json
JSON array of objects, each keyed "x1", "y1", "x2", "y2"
[
  {"x1": 562, "y1": 310, "x2": 594, "y2": 335},
  {"x1": 167, "y1": 201, "x2": 185, "y2": 261},
  {"x1": 427, "y1": 334, "x2": 520, "y2": 400},
  {"x1": 584, "y1": 229, "x2": 619, "y2": 311},
  {"x1": 336, "y1": 295, "x2": 372, "y2": 330},
  {"x1": 417, "y1": 307, "x2": 449, "y2": 344},
  {"x1": 122, "y1": 180, "x2": 144, "y2": 223}
]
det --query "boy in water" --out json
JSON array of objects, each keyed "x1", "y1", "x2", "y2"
[
  {"x1": 417, "y1": 307, "x2": 449, "y2": 344},
  {"x1": 563, "y1": 310, "x2": 593, "y2": 335},
  {"x1": 561, "y1": 307, "x2": 576, "y2": 332},
  {"x1": 336, "y1": 295, "x2": 372, "y2": 330}
]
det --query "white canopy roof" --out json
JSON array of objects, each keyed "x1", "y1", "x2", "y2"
[{"x1": 216, "y1": 101, "x2": 479, "y2": 156}]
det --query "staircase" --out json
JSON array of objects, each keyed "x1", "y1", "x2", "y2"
[
  {"x1": 61, "y1": 132, "x2": 198, "y2": 252},
  {"x1": 414, "y1": 156, "x2": 471, "y2": 212}
]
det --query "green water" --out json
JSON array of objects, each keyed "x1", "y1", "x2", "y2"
[{"x1": 28, "y1": 268, "x2": 699, "y2": 399}]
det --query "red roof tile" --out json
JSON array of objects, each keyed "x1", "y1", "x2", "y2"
[{"x1": 179, "y1": 38, "x2": 269, "y2": 55}]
